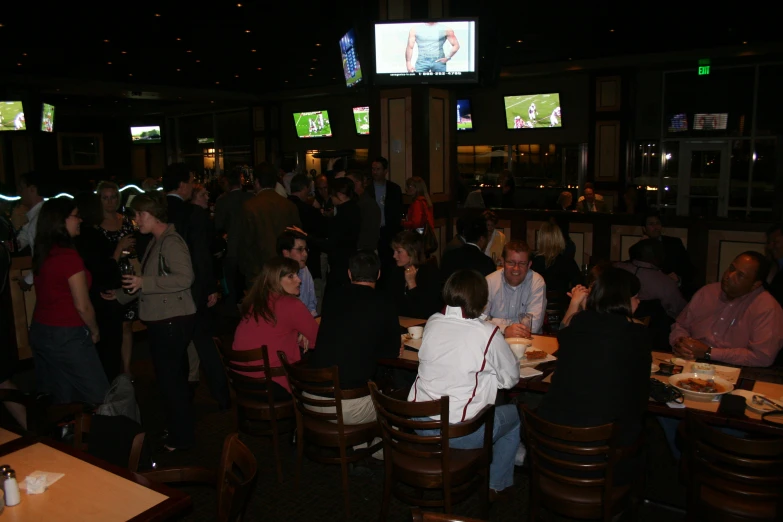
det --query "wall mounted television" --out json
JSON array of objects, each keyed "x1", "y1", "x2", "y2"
[
  {"x1": 352, "y1": 106, "x2": 369, "y2": 135},
  {"x1": 41, "y1": 103, "x2": 55, "y2": 132},
  {"x1": 693, "y1": 113, "x2": 728, "y2": 130},
  {"x1": 0, "y1": 101, "x2": 26, "y2": 131},
  {"x1": 668, "y1": 113, "x2": 688, "y2": 132},
  {"x1": 503, "y1": 93, "x2": 562, "y2": 129},
  {"x1": 340, "y1": 29, "x2": 363, "y2": 88},
  {"x1": 457, "y1": 98, "x2": 473, "y2": 131},
  {"x1": 293, "y1": 111, "x2": 332, "y2": 138},
  {"x1": 131, "y1": 125, "x2": 161, "y2": 143},
  {"x1": 373, "y1": 19, "x2": 478, "y2": 85}
]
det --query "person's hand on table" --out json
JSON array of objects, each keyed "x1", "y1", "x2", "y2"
[
  {"x1": 505, "y1": 323, "x2": 531, "y2": 339},
  {"x1": 675, "y1": 337, "x2": 708, "y2": 359},
  {"x1": 566, "y1": 284, "x2": 589, "y2": 310},
  {"x1": 122, "y1": 275, "x2": 143, "y2": 293}
]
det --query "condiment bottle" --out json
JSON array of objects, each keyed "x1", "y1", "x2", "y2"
[{"x1": 3, "y1": 469, "x2": 20, "y2": 506}]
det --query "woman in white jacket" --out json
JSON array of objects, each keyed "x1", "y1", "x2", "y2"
[{"x1": 408, "y1": 269, "x2": 522, "y2": 496}]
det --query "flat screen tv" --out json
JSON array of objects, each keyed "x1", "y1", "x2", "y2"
[
  {"x1": 293, "y1": 111, "x2": 332, "y2": 138},
  {"x1": 373, "y1": 19, "x2": 478, "y2": 85},
  {"x1": 668, "y1": 113, "x2": 688, "y2": 132},
  {"x1": 41, "y1": 103, "x2": 55, "y2": 132},
  {"x1": 131, "y1": 125, "x2": 161, "y2": 143},
  {"x1": 503, "y1": 93, "x2": 562, "y2": 129},
  {"x1": 340, "y1": 29, "x2": 363, "y2": 88},
  {"x1": 197, "y1": 137, "x2": 214, "y2": 144},
  {"x1": 352, "y1": 106, "x2": 369, "y2": 135},
  {"x1": 693, "y1": 113, "x2": 728, "y2": 130},
  {"x1": 457, "y1": 98, "x2": 473, "y2": 131},
  {"x1": 0, "y1": 101, "x2": 26, "y2": 131}
]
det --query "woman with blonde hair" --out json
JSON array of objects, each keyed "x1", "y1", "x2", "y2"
[
  {"x1": 232, "y1": 257, "x2": 319, "y2": 401},
  {"x1": 531, "y1": 221, "x2": 582, "y2": 294},
  {"x1": 384, "y1": 230, "x2": 442, "y2": 319},
  {"x1": 402, "y1": 176, "x2": 434, "y2": 231}
]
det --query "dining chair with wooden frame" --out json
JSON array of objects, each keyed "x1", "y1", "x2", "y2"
[
  {"x1": 73, "y1": 411, "x2": 146, "y2": 472},
  {"x1": 520, "y1": 405, "x2": 645, "y2": 522},
  {"x1": 217, "y1": 337, "x2": 294, "y2": 483},
  {"x1": 369, "y1": 381, "x2": 494, "y2": 522},
  {"x1": 410, "y1": 508, "x2": 488, "y2": 521}
]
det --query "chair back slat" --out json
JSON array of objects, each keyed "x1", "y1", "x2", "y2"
[
  {"x1": 278, "y1": 352, "x2": 346, "y2": 425},
  {"x1": 218, "y1": 341, "x2": 286, "y2": 408},
  {"x1": 216, "y1": 433, "x2": 259, "y2": 522}
]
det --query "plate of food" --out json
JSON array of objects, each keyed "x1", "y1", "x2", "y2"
[
  {"x1": 519, "y1": 349, "x2": 556, "y2": 368},
  {"x1": 669, "y1": 372, "x2": 734, "y2": 402},
  {"x1": 731, "y1": 390, "x2": 783, "y2": 414}
]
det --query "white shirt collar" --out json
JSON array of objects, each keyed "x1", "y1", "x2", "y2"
[
  {"x1": 444, "y1": 305, "x2": 465, "y2": 319},
  {"x1": 465, "y1": 242, "x2": 481, "y2": 251},
  {"x1": 26, "y1": 200, "x2": 44, "y2": 220},
  {"x1": 168, "y1": 193, "x2": 184, "y2": 200}
]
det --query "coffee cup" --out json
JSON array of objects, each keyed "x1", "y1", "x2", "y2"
[{"x1": 408, "y1": 326, "x2": 424, "y2": 340}]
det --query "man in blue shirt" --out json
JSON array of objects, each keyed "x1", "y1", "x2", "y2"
[{"x1": 277, "y1": 231, "x2": 317, "y2": 316}]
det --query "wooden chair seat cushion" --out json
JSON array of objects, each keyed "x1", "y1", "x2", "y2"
[
  {"x1": 301, "y1": 415, "x2": 379, "y2": 447},
  {"x1": 538, "y1": 474, "x2": 631, "y2": 515},
  {"x1": 392, "y1": 447, "x2": 485, "y2": 486}
]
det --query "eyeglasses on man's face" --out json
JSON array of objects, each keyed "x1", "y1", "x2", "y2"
[{"x1": 504, "y1": 260, "x2": 529, "y2": 268}]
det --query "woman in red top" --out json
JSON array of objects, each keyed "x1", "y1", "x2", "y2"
[
  {"x1": 29, "y1": 198, "x2": 110, "y2": 404},
  {"x1": 232, "y1": 257, "x2": 319, "y2": 401},
  {"x1": 402, "y1": 176, "x2": 434, "y2": 231}
]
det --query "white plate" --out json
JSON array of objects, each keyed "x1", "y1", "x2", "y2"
[
  {"x1": 519, "y1": 367, "x2": 543, "y2": 379},
  {"x1": 520, "y1": 353, "x2": 556, "y2": 368},
  {"x1": 651, "y1": 363, "x2": 660, "y2": 374},
  {"x1": 669, "y1": 372, "x2": 734, "y2": 402},
  {"x1": 731, "y1": 390, "x2": 783, "y2": 414}
]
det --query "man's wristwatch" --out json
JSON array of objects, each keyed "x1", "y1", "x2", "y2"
[{"x1": 704, "y1": 346, "x2": 712, "y2": 361}]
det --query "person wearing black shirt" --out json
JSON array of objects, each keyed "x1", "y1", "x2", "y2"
[
  {"x1": 307, "y1": 250, "x2": 402, "y2": 424},
  {"x1": 385, "y1": 231, "x2": 443, "y2": 320},
  {"x1": 440, "y1": 214, "x2": 496, "y2": 283},
  {"x1": 641, "y1": 211, "x2": 695, "y2": 298}
]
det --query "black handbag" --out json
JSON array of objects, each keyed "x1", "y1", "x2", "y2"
[{"x1": 649, "y1": 378, "x2": 684, "y2": 404}]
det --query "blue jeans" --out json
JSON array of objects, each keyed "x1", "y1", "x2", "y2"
[
  {"x1": 417, "y1": 404, "x2": 520, "y2": 491},
  {"x1": 415, "y1": 59, "x2": 447, "y2": 73},
  {"x1": 29, "y1": 322, "x2": 110, "y2": 404}
]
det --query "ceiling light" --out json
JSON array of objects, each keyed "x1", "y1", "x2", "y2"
[
  {"x1": 309, "y1": 74, "x2": 313, "y2": 77},
  {"x1": 310, "y1": 67, "x2": 316, "y2": 70},
  {"x1": 211, "y1": 100, "x2": 215, "y2": 103},
  {"x1": 251, "y1": 49, "x2": 256, "y2": 52},
  {"x1": 609, "y1": 29, "x2": 615, "y2": 32},
  {"x1": 195, "y1": 59, "x2": 201, "y2": 63},
  {"x1": 155, "y1": 13, "x2": 161, "y2": 17},
  {"x1": 506, "y1": 46, "x2": 511, "y2": 49},
  {"x1": 237, "y1": 3, "x2": 242, "y2": 5},
  {"x1": 17, "y1": 62, "x2": 21, "y2": 66},
  {"x1": 743, "y1": 41, "x2": 748, "y2": 44},
  {"x1": 0, "y1": 24, "x2": 4, "y2": 28},
  {"x1": 216, "y1": 81, "x2": 220, "y2": 84},
  {"x1": 186, "y1": 50, "x2": 192, "y2": 53},
  {"x1": 315, "y1": 43, "x2": 321, "y2": 46},
  {"x1": 245, "y1": 30, "x2": 251, "y2": 33},
  {"x1": 22, "y1": 53, "x2": 27, "y2": 56},
  {"x1": 312, "y1": 58, "x2": 317, "y2": 61},
  {"x1": 257, "y1": 67, "x2": 262, "y2": 71},
  {"x1": 108, "y1": 61, "x2": 112, "y2": 65},
  {"x1": 176, "y1": 68, "x2": 181, "y2": 71},
  {"x1": 121, "y1": 51, "x2": 127, "y2": 54},
  {"x1": 103, "y1": 39, "x2": 109, "y2": 43},
  {"x1": 516, "y1": 40, "x2": 522, "y2": 43},
  {"x1": 234, "y1": 74, "x2": 239, "y2": 78},
  {"x1": 129, "y1": 73, "x2": 133, "y2": 76},
  {"x1": 176, "y1": 37, "x2": 181, "y2": 41}
]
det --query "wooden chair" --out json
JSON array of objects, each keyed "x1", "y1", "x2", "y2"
[
  {"x1": 520, "y1": 405, "x2": 644, "y2": 522},
  {"x1": 278, "y1": 351, "x2": 381, "y2": 518},
  {"x1": 141, "y1": 433, "x2": 258, "y2": 522},
  {"x1": 410, "y1": 508, "x2": 488, "y2": 521},
  {"x1": 217, "y1": 337, "x2": 294, "y2": 483},
  {"x1": 684, "y1": 412, "x2": 783, "y2": 521},
  {"x1": 73, "y1": 411, "x2": 146, "y2": 472},
  {"x1": 369, "y1": 381, "x2": 494, "y2": 521}
]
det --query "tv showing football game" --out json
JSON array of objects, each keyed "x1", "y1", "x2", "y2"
[
  {"x1": 340, "y1": 29, "x2": 363, "y2": 88},
  {"x1": 457, "y1": 98, "x2": 473, "y2": 131},
  {"x1": 41, "y1": 103, "x2": 55, "y2": 132},
  {"x1": 667, "y1": 113, "x2": 688, "y2": 132},
  {"x1": 693, "y1": 113, "x2": 728, "y2": 130},
  {"x1": 0, "y1": 101, "x2": 26, "y2": 131},
  {"x1": 352, "y1": 106, "x2": 369, "y2": 135},
  {"x1": 503, "y1": 93, "x2": 562, "y2": 129},
  {"x1": 131, "y1": 125, "x2": 161, "y2": 143},
  {"x1": 293, "y1": 111, "x2": 332, "y2": 138},
  {"x1": 373, "y1": 19, "x2": 478, "y2": 85}
]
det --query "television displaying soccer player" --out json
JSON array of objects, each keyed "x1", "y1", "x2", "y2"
[
  {"x1": 0, "y1": 101, "x2": 26, "y2": 131},
  {"x1": 340, "y1": 29, "x2": 363, "y2": 88},
  {"x1": 131, "y1": 125, "x2": 161, "y2": 143},
  {"x1": 293, "y1": 111, "x2": 333, "y2": 138},
  {"x1": 503, "y1": 93, "x2": 562, "y2": 129},
  {"x1": 693, "y1": 113, "x2": 728, "y2": 130},
  {"x1": 457, "y1": 98, "x2": 473, "y2": 131},
  {"x1": 41, "y1": 103, "x2": 55, "y2": 132},
  {"x1": 352, "y1": 106, "x2": 369, "y2": 135},
  {"x1": 374, "y1": 19, "x2": 478, "y2": 85}
]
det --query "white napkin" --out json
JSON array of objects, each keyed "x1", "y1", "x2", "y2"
[
  {"x1": 20, "y1": 471, "x2": 65, "y2": 494},
  {"x1": 666, "y1": 401, "x2": 686, "y2": 409}
]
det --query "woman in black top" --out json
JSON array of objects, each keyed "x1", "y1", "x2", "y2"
[
  {"x1": 323, "y1": 177, "x2": 361, "y2": 293},
  {"x1": 531, "y1": 221, "x2": 582, "y2": 294},
  {"x1": 385, "y1": 230, "x2": 442, "y2": 319},
  {"x1": 536, "y1": 268, "x2": 651, "y2": 481}
]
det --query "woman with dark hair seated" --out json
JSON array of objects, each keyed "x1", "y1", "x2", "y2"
[
  {"x1": 409, "y1": 269, "x2": 522, "y2": 497},
  {"x1": 385, "y1": 230, "x2": 442, "y2": 319},
  {"x1": 536, "y1": 267, "x2": 651, "y2": 478}
]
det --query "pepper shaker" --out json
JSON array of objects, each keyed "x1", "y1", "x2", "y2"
[{"x1": 2, "y1": 469, "x2": 20, "y2": 506}]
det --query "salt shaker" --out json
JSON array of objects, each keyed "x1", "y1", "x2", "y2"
[{"x1": 2, "y1": 469, "x2": 20, "y2": 506}]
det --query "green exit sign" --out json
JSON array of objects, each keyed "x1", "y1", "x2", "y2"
[{"x1": 698, "y1": 65, "x2": 710, "y2": 75}]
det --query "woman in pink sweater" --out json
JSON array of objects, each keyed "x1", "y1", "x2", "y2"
[{"x1": 232, "y1": 257, "x2": 319, "y2": 400}]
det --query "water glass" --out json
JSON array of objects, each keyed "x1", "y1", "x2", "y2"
[{"x1": 518, "y1": 313, "x2": 533, "y2": 335}]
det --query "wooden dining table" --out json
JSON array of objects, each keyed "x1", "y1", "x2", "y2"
[
  {"x1": 0, "y1": 434, "x2": 191, "y2": 521},
  {"x1": 380, "y1": 330, "x2": 783, "y2": 435}
]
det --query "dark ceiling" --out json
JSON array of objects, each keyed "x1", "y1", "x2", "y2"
[{"x1": 1, "y1": 2, "x2": 780, "y2": 95}]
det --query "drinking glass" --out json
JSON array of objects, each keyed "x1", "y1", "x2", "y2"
[{"x1": 518, "y1": 313, "x2": 533, "y2": 337}]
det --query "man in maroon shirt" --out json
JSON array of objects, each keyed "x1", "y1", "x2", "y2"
[{"x1": 671, "y1": 251, "x2": 783, "y2": 367}]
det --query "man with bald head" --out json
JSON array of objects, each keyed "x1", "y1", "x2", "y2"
[{"x1": 671, "y1": 251, "x2": 783, "y2": 367}]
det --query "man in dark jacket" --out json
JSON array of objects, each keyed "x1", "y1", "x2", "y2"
[
  {"x1": 367, "y1": 157, "x2": 402, "y2": 276},
  {"x1": 163, "y1": 163, "x2": 230, "y2": 410},
  {"x1": 440, "y1": 214, "x2": 496, "y2": 283},
  {"x1": 641, "y1": 211, "x2": 696, "y2": 298},
  {"x1": 214, "y1": 169, "x2": 253, "y2": 307}
]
